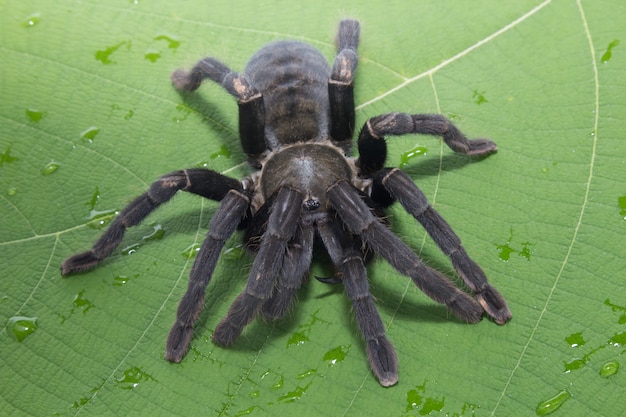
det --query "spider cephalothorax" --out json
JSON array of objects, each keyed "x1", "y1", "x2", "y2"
[{"x1": 61, "y1": 19, "x2": 511, "y2": 387}]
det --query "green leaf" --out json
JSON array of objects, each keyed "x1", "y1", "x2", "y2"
[{"x1": 1, "y1": 0, "x2": 625, "y2": 416}]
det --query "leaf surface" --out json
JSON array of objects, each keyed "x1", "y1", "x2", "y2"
[{"x1": 1, "y1": 1, "x2": 625, "y2": 416}]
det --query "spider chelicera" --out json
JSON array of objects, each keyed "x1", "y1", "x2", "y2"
[{"x1": 61, "y1": 19, "x2": 511, "y2": 387}]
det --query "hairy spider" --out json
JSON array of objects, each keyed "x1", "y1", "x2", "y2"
[{"x1": 61, "y1": 19, "x2": 511, "y2": 387}]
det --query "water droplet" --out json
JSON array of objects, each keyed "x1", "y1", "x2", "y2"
[
  {"x1": 564, "y1": 357, "x2": 587, "y2": 372},
  {"x1": 287, "y1": 331, "x2": 309, "y2": 347},
  {"x1": 144, "y1": 49, "x2": 161, "y2": 63},
  {"x1": 109, "y1": 104, "x2": 134, "y2": 120},
  {"x1": 41, "y1": 161, "x2": 59, "y2": 175},
  {"x1": 80, "y1": 126, "x2": 100, "y2": 143},
  {"x1": 113, "y1": 275, "x2": 131, "y2": 286},
  {"x1": 73, "y1": 290, "x2": 95, "y2": 314},
  {"x1": 154, "y1": 34, "x2": 181, "y2": 50},
  {"x1": 95, "y1": 41, "x2": 131, "y2": 65},
  {"x1": 26, "y1": 108, "x2": 45, "y2": 122},
  {"x1": 22, "y1": 13, "x2": 41, "y2": 28},
  {"x1": 496, "y1": 229, "x2": 534, "y2": 262},
  {"x1": 287, "y1": 309, "x2": 329, "y2": 348},
  {"x1": 565, "y1": 332, "x2": 586, "y2": 348},
  {"x1": 210, "y1": 145, "x2": 232, "y2": 159},
  {"x1": 399, "y1": 144, "x2": 428, "y2": 168},
  {"x1": 7, "y1": 187, "x2": 17, "y2": 196},
  {"x1": 6, "y1": 316, "x2": 38, "y2": 342},
  {"x1": 405, "y1": 380, "x2": 445, "y2": 414},
  {"x1": 473, "y1": 89, "x2": 488, "y2": 105},
  {"x1": 296, "y1": 368, "x2": 317, "y2": 379},
  {"x1": 173, "y1": 104, "x2": 191, "y2": 123},
  {"x1": 181, "y1": 242, "x2": 201, "y2": 259},
  {"x1": 223, "y1": 243, "x2": 244, "y2": 260},
  {"x1": 618, "y1": 195, "x2": 626, "y2": 220},
  {"x1": 609, "y1": 330, "x2": 626, "y2": 346},
  {"x1": 88, "y1": 208, "x2": 118, "y2": 229},
  {"x1": 0, "y1": 145, "x2": 18, "y2": 167},
  {"x1": 115, "y1": 366, "x2": 156, "y2": 390},
  {"x1": 496, "y1": 242, "x2": 515, "y2": 262},
  {"x1": 142, "y1": 223, "x2": 164, "y2": 242},
  {"x1": 277, "y1": 382, "x2": 312, "y2": 403},
  {"x1": 604, "y1": 298, "x2": 626, "y2": 324},
  {"x1": 260, "y1": 369, "x2": 284, "y2": 390},
  {"x1": 406, "y1": 387, "x2": 423, "y2": 411},
  {"x1": 323, "y1": 344, "x2": 350, "y2": 366},
  {"x1": 249, "y1": 390, "x2": 260, "y2": 399},
  {"x1": 121, "y1": 242, "x2": 141, "y2": 256},
  {"x1": 601, "y1": 39, "x2": 620, "y2": 63},
  {"x1": 600, "y1": 360, "x2": 619, "y2": 378},
  {"x1": 536, "y1": 390, "x2": 570, "y2": 416}
]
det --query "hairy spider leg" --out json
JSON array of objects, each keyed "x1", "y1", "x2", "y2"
[
  {"x1": 376, "y1": 168, "x2": 511, "y2": 324},
  {"x1": 329, "y1": 19, "x2": 360, "y2": 152},
  {"x1": 165, "y1": 189, "x2": 250, "y2": 362},
  {"x1": 171, "y1": 58, "x2": 266, "y2": 166},
  {"x1": 212, "y1": 187, "x2": 303, "y2": 346},
  {"x1": 357, "y1": 112, "x2": 498, "y2": 175},
  {"x1": 60, "y1": 169, "x2": 242, "y2": 275},
  {"x1": 317, "y1": 216, "x2": 398, "y2": 387},
  {"x1": 327, "y1": 180, "x2": 484, "y2": 323},
  {"x1": 260, "y1": 220, "x2": 315, "y2": 320}
]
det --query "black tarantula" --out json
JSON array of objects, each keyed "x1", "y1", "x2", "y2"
[{"x1": 61, "y1": 19, "x2": 511, "y2": 387}]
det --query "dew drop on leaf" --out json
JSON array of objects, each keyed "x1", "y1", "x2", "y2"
[
  {"x1": 565, "y1": 332, "x2": 586, "y2": 348},
  {"x1": 80, "y1": 126, "x2": 100, "y2": 143},
  {"x1": 535, "y1": 390, "x2": 570, "y2": 416},
  {"x1": 323, "y1": 344, "x2": 350, "y2": 366},
  {"x1": 144, "y1": 49, "x2": 161, "y2": 63},
  {"x1": 121, "y1": 242, "x2": 141, "y2": 256},
  {"x1": 115, "y1": 366, "x2": 156, "y2": 390},
  {"x1": 599, "y1": 361, "x2": 619, "y2": 378},
  {"x1": 22, "y1": 13, "x2": 41, "y2": 28},
  {"x1": 181, "y1": 242, "x2": 201, "y2": 259},
  {"x1": 26, "y1": 108, "x2": 45, "y2": 122},
  {"x1": 618, "y1": 195, "x2": 626, "y2": 220},
  {"x1": 155, "y1": 33, "x2": 181, "y2": 50},
  {"x1": 601, "y1": 39, "x2": 620, "y2": 63},
  {"x1": 399, "y1": 144, "x2": 427, "y2": 168},
  {"x1": 41, "y1": 162, "x2": 59, "y2": 175},
  {"x1": 6, "y1": 316, "x2": 38, "y2": 342}
]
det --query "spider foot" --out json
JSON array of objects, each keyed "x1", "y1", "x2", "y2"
[
  {"x1": 165, "y1": 324, "x2": 194, "y2": 363},
  {"x1": 447, "y1": 292, "x2": 484, "y2": 324},
  {"x1": 212, "y1": 321, "x2": 242, "y2": 347},
  {"x1": 366, "y1": 338, "x2": 398, "y2": 387},
  {"x1": 212, "y1": 293, "x2": 262, "y2": 346},
  {"x1": 477, "y1": 286, "x2": 512, "y2": 325},
  {"x1": 466, "y1": 138, "x2": 497, "y2": 156},
  {"x1": 171, "y1": 69, "x2": 198, "y2": 91},
  {"x1": 60, "y1": 251, "x2": 101, "y2": 276}
]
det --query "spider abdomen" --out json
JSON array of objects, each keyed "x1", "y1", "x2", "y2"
[
  {"x1": 259, "y1": 143, "x2": 354, "y2": 210},
  {"x1": 244, "y1": 41, "x2": 331, "y2": 146}
]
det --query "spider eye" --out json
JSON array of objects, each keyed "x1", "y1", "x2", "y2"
[{"x1": 303, "y1": 198, "x2": 321, "y2": 211}]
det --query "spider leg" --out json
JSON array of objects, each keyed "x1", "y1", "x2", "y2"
[
  {"x1": 165, "y1": 189, "x2": 250, "y2": 362},
  {"x1": 60, "y1": 169, "x2": 242, "y2": 275},
  {"x1": 357, "y1": 112, "x2": 498, "y2": 175},
  {"x1": 329, "y1": 19, "x2": 360, "y2": 152},
  {"x1": 171, "y1": 58, "x2": 266, "y2": 166},
  {"x1": 327, "y1": 180, "x2": 483, "y2": 323},
  {"x1": 376, "y1": 168, "x2": 511, "y2": 324},
  {"x1": 318, "y1": 216, "x2": 398, "y2": 387},
  {"x1": 212, "y1": 187, "x2": 303, "y2": 346},
  {"x1": 260, "y1": 220, "x2": 314, "y2": 321}
]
